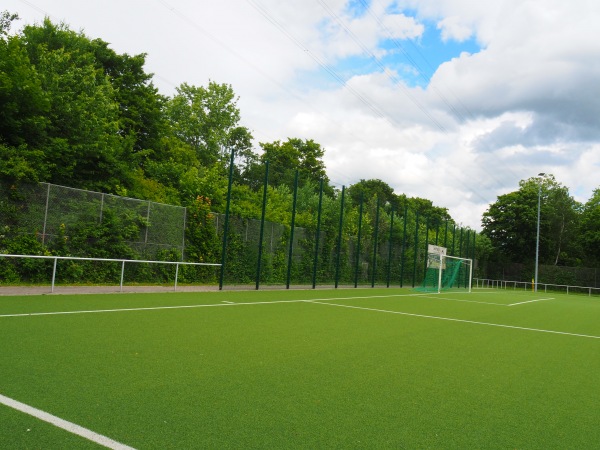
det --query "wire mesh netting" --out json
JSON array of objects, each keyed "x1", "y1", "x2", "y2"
[
  {"x1": 0, "y1": 182, "x2": 186, "y2": 259},
  {"x1": 1, "y1": 180, "x2": 478, "y2": 289}
]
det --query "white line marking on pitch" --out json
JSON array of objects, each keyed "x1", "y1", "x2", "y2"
[
  {"x1": 417, "y1": 295, "x2": 508, "y2": 306},
  {"x1": 311, "y1": 301, "x2": 600, "y2": 340},
  {"x1": 0, "y1": 299, "x2": 309, "y2": 318},
  {"x1": 0, "y1": 293, "x2": 431, "y2": 318},
  {"x1": 508, "y1": 297, "x2": 554, "y2": 306},
  {"x1": 0, "y1": 393, "x2": 135, "y2": 449}
]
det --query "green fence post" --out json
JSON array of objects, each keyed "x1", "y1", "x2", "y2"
[
  {"x1": 464, "y1": 229, "x2": 471, "y2": 287},
  {"x1": 312, "y1": 178, "x2": 324, "y2": 289},
  {"x1": 400, "y1": 206, "x2": 408, "y2": 287},
  {"x1": 335, "y1": 186, "x2": 345, "y2": 288},
  {"x1": 386, "y1": 207, "x2": 395, "y2": 288},
  {"x1": 371, "y1": 197, "x2": 380, "y2": 288},
  {"x1": 255, "y1": 161, "x2": 269, "y2": 290},
  {"x1": 218, "y1": 148, "x2": 235, "y2": 290},
  {"x1": 354, "y1": 192, "x2": 364, "y2": 288},
  {"x1": 286, "y1": 170, "x2": 299, "y2": 289},
  {"x1": 423, "y1": 216, "x2": 430, "y2": 280},
  {"x1": 444, "y1": 219, "x2": 449, "y2": 248},
  {"x1": 412, "y1": 211, "x2": 419, "y2": 288},
  {"x1": 451, "y1": 222, "x2": 456, "y2": 256}
]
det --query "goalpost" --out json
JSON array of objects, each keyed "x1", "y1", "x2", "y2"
[{"x1": 416, "y1": 245, "x2": 473, "y2": 293}]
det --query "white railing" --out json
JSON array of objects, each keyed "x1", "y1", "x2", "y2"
[
  {"x1": 474, "y1": 278, "x2": 600, "y2": 296},
  {"x1": 0, "y1": 254, "x2": 220, "y2": 293}
]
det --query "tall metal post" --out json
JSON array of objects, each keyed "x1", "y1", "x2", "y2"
[
  {"x1": 535, "y1": 173, "x2": 546, "y2": 292},
  {"x1": 42, "y1": 183, "x2": 51, "y2": 245},
  {"x1": 464, "y1": 229, "x2": 471, "y2": 288},
  {"x1": 423, "y1": 216, "x2": 429, "y2": 280},
  {"x1": 371, "y1": 197, "x2": 380, "y2": 288},
  {"x1": 412, "y1": 211, "x2": 419, "y2": 287},
  {"x1": 386, "y1": 208, "x2": 395, "y2": 288},
  {"x1": 334, "y1": 186, "x2": 345, "y2": 288},
  {"x1": 312, "y1": 178, "x2": 324, "y2": 289},
  {"x1": 218, "y1": 148, "x2": 235, "y2": 290},
  {"x1": 444, "y1": 219, "x2": 449, "y2": 248},
  {"x1": 255, "y1": 161, "x2": 269, "y2": 290},
  {"x1": 354, "y1": 192, "x2": 364, "y2": 288},
  {"x1": 286, "y1": 170, "x2": 299, "y2": 289},
  {"x1": 400, "y1": 206, "x2": 408, "y2": 287}
]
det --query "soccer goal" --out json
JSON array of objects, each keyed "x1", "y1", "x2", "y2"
[{"x1": 416, "y1": 245, "x2": 473, "y2": 293}]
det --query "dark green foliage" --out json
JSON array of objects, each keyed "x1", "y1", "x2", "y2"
[
  {"x1": 185, "y1": 195, "x2": 219, "y2": 264},
  {"x1": 258, "y1": 138, "x2": 332, "y2": 194}
]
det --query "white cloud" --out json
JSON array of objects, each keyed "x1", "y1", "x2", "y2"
[{"x1": 4, "y1": 0, "x2": 600, "y2": 230}]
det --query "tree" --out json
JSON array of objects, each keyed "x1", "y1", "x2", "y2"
[
  {"x1": 580, "y1": 188, "x2": 600, "y2": 266},
  {"x1": 17, "y1": 19, "x2": 131, "y2": 192},
  {"x1": 257, "y1": 138, "x2": 331, "y2": 193},
  {"x1": 165, "y1": 82, "x2": 243, "y2": 167},
  {"x1": 482, "y1": 175, "x2": 581, "y2": 266},
  {"x1": 0, "y1": 37, "x2": 48, "y2": 147},
  {"x1": 347, "y1": 179, "x2": 396, "y2": 207},
  {"x1": 90, "y1": 41, "x2": 167, "y2": 166}
]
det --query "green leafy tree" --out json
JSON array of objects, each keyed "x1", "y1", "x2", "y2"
[
  {"x1": 347, "y1": 179, "x2": 396, "y2": 208},
  {"x1": 0, "y1": 14, "x2": 48, "y2": 149},
  {"x1": 258, "y1": 138, "x2": 331, "y2": 193},
  {"x1": 482, "y1": 175, "x2": 581, "y2": 266},
  {"x1": 19, "y1": 19, "x2": 130, "y2": 191},
  {"x1": 92, "y1": 43, "x2": 167, "y2": 157},
  {"x1": 165, "y1": 82, "x2": 244, "y2": 167},
  {"x1": 580, "y1": 188, "x2": 600, "y2": 266},
  {"x1": 0, "y1": 12, "x2": 50, "y2": 182}
]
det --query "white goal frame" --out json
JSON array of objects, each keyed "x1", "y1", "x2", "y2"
[{"x1": 429, "y1": 251, "x2": 473, "y2": 294}]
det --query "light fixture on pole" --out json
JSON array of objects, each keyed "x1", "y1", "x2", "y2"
[{"x1": 534, "y1": 173, "x2": 546, "y2": 292}]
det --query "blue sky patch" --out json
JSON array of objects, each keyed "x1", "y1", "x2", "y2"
[
  {"x1": 344, "y1": 0, "x2": 371, "y2": 19},
  {"x1": 307, "y1": 15, "x2": 481, "y2": 91}
]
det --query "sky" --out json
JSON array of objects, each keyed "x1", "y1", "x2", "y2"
[{"x1": 4, "y1": 0, "x2": 600, "y2": 230}]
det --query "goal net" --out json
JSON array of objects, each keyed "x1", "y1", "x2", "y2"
[{"x1": 416, "y1": 246, "x2": 472, "y2": 293}]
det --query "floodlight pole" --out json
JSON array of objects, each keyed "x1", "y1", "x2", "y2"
[{"x1": 534, "y1": 173, "x2": 546, "y2": 293}]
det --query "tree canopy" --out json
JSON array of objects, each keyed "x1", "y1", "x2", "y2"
[{"x1": 481, "y1": 175, "x2": 585, "y2": 267}]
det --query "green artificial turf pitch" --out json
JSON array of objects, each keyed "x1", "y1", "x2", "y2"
[{"x1": 0, "y1": 288, "x2": 598, "y2": 449}]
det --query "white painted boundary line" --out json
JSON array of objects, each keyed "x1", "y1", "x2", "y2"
[
  {"x1": 0, "y1": 393, "x2": 135, "y2": 449},
  {"x1": 508, "y1": 297, "x2": 554, "y2": 306},
  {"x1": 311, "y1": 301, "x2": 600, "y2": 340},
  {"x1": 0, "y1": 293, "x2": 432, "y2": 318},
  {"x1": 418, "y1": 295, "x2": 509, "y2": 306},
  {"x1": 0, "y1": 299, "x2": 311, "y2": 318}
]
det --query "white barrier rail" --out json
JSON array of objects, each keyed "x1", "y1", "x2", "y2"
[
  {"x1": 0, "y1": 254, "x2": 220, "y2": 293},
  {"x1": 474, "y1": 278, "x2": 600, "y2": 296}
]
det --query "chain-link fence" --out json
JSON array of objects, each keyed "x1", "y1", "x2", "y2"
[
  {"x1": 1, "y1": 181, "x2": 477, "y2": 289},
  {"x1": 0, "y1": 182, "x2": 186, "y2": 259}
]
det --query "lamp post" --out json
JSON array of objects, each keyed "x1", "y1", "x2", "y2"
[{"x1": 534, "y1": 173, "x2": 546, "y2": 292}]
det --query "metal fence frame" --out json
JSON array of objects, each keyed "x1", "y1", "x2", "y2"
[
  {"x1": 0, "y1": 254, "x2": 220, "y2": 293},
  {"x1": 474, "y1": 278, "x2": 600, "y2": 296}
]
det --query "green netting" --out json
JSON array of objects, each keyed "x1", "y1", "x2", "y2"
[{"x1": 415, "y1": 254, "x2": 468, "y2": 292}]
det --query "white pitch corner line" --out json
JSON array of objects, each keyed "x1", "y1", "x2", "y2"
[{"x1": 0, "y1": 393, "x2": 136, "y2": 450}]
